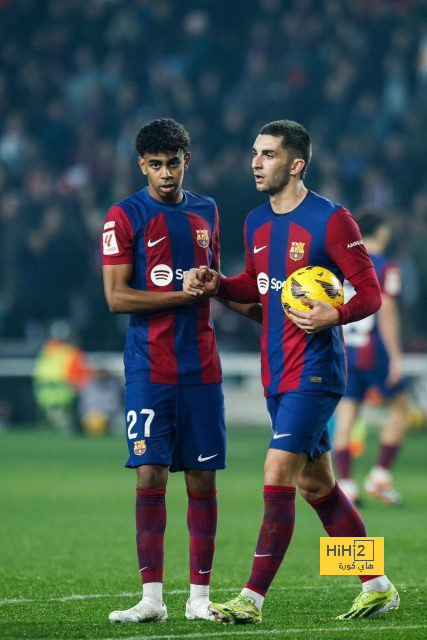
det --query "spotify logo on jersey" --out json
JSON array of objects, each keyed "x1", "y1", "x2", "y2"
[
  {"x1": 257, "y1": 272, "x2": 270, "y2": 295},
  {"x1": 150, "y1": 264, "x2": 173, "y2": 286}
]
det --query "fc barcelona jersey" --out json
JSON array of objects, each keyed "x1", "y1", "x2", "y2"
[
  {"x1": 101, "y1": 187, "x2": 222, "y2": 385},
  {"x1": 344, "y1": 254, "x2": 401, "y2": 371},
  {"x1": 243, "y1": 191, "x2": 374, "y2": 397}
]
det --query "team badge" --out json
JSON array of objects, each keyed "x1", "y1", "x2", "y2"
[
  {"x1": 196, "y1": 229, "x2": 210, "y2": 248},
  {"x1": 289, "y1": 241, "x2": 305, "y2": 261},
  {"x1": 133, "y1": 439, "x2": 146, "y2": 456}
]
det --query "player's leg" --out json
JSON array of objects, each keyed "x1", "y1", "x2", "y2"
[
  {"x1": 173, "y1": 383, "x2": 225, "y2": 621},
  {"x1": 109, "y1": 382, "x2": 175, "y2": 623},
  {"x1": 210, "y1": 390, "x2": 322, "y2": 624},
  {"x1": 333, "y1": 370, "x2": 365, "y2": 503},
  {"x1": 299, "y1": 451, "x2": 399, "y2": 619},
  {"x1": 365, "y1": 390, "x2": 410, "y2": 505},
  {"x1": 184, "y1": 469, "x2": 217, "y2": 620}
]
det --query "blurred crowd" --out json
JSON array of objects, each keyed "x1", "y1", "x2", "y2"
[{"x1": 0, "y1": 0, "x2": 427, "y2": 353}]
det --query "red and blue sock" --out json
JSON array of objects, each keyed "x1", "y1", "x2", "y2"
[
  {"x1": 308, "y1": 483, "x2": 381, "y2": 583},
  {"x1": 136, "y1": 487, "x2": 166, "y2": 584},
  {"x1": 187, "y1": 490, "x2": 217, "y2": 586},
  {"x1": 246, "y1": 485, "x2": 296, "y2": 596}
]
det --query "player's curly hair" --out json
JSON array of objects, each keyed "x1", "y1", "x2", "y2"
[
  {"x1": 135, "y1": 118, "x2": 190, "y2": 155},
  {"x1": 260, "y1": 120, "x2": 311, "y2": 178}
]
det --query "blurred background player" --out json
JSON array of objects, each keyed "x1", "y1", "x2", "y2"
[
  {"x1": 102, "y1": 118, "x2": 259, "y2": 624},
  {"x1": 33, "y1": 320, "x2": 93, "y2": 434},
  {"x1": 334, "y1": 209, "x2": 410, "y2": 505},
  {"x1": 184, "y1": 120, "x2": 399, "y2": 623}
]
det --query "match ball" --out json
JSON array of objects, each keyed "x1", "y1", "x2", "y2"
[{"x1": 281, "y1": 265, "x2": 344, "y2": 315}]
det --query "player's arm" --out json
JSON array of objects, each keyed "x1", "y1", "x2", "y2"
[
  {"x1": 102, "y1": 205, "x2": 196, "y2": 314},
  {"x1": 217, "y1": 297, "x2": 263, "y2": 323},
  {"x1": 326, "y1": 209, "x2": 382, "y2": 324},
  {"x1": 377, "y1": 265, "x2": 403, "y2": 384},
  {"x1": 103, "y1": 263, "x2": 198, "y2": 314},
  {"x1": 288, "y1": 209, "x2": 381, "y2": 333}
]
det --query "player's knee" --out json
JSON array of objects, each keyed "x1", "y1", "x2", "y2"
[
  {"x1": 136, "y1": 464, "x2": 168, "y2": 489},
  {"x1": 185, "y1": 469, "x2": 216, "y2": 493},
  {"x1": 298, "y1": 479, "x2": 329, "y2": 502}
]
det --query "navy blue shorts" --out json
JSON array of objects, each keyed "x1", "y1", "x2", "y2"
[
  {"x1": 266, "y1": 390, "x2": 342, "y2": 460},
  {"x1": 345, "y1": 368, "x2": 406, "y2": 402},
  {"x1": 124, "y1": 382, "x2": 226, "y2": 472}
]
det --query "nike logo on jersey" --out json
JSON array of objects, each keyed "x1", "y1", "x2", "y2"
[
  {"x1": 147, "y1": 236, "x2": 166, "y2": 247},
  {"x1": 197, "y1": 453, "x2": 218, "y2": 462},
  {"x1": 139, "y1": 566, "x2": 149, "y2": 572},
  {"x1": 254, "y1": 553, "x2": 272, "y2": 557},
  {"x1": 272, "y1": 433, "x2": 292, "y2": 439},
  {"x1": 198, "y1": 569, "x2": 212, "y2": 574},
  {"x1": 254, "y1": 245, "x2": 267, "y2": 254}
]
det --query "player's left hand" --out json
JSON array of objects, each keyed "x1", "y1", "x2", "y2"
[{"x1": 287, "y1": 297, "x2": 340, "y2": 333}]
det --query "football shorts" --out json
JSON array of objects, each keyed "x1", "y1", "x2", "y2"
[
  {"x1": 266, "y1": 390, "x2": 341, "y2": 460},
  {"x1": 124, "y1": 382, "x2": 226, "y2": 472},
  {"x1": 345, "y1": 368, "x2": 407, "y2": 402}
]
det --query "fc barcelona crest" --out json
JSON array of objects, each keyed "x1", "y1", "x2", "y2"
[
  {"x1": 289, "y1": 241, "x2": 305, "y2": 261},
  {"x1": 196, "y1": 229, "x2": 210, "y2": 248},
  {"x1": 134, "y1": 439, "x2": 146, "y2": 456}
]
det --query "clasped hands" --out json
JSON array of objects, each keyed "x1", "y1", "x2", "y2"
[{"x1": 183, "y1": 267, "x2": 339, "y2": 333}]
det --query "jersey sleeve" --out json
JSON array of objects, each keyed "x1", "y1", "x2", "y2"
[
  {"x1": 380, "y1": 261, "x2": 401, "y2": 298},
  {"x1": 210, "y1": 205, "x2": 221, "y2": 271},
  {"x1": 218, "y1": 219, "x2": 259, "y2": 302},
  {"x1": 326, "y1": 208, "x2": 381, "y2": 324},
  {"x1": 101, "y1": 205, "x2": 134, "y2": 265}
]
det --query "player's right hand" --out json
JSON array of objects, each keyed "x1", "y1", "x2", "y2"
[{"x1": 183, "y1": 267, "x2": 219, "y2": 297}]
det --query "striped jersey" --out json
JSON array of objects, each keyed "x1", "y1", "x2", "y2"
[
  {"x1": 344, "y1": 254, "x2": 401, "y2": 370},
  {"x1": 101, "y1": 187, "x2": 222, "y2": 385},
  {"x1": 242, "y1": 191, "x2": 375, "y2": 396}
]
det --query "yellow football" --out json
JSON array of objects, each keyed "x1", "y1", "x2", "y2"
[{"x1": 281, "y1": 265, "x2": 344, "y2": 315}]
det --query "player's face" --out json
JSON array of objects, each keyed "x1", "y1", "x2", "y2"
[
  {"x1": 252, "y1": 134, "x2": 296, "y2": 195},
  {"x1": 138, "y1": 150, "x2": 191, "y2": 203}
]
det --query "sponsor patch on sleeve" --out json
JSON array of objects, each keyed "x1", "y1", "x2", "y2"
[
  {"x1": 103, "y1": 230, "x2": 119, "y2": 255},
  {"x1": 104, "y1": 220, "x2": 115, "y2": 230}
]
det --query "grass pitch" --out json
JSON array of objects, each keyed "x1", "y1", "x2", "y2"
[{"x1": 0, "y1": 425, "x2": 426, "y2": 639}]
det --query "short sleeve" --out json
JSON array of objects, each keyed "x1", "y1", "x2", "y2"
[
  {"x1": 381, "y1": 262, "x2": 401, "y2": 297},
  {"x1": 101, "y1": 205, "x2": 134, "y2": 265}
]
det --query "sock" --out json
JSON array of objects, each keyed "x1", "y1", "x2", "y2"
[
  {"x1": 143, "y1": 581, "x2": 163, "y2": 602},
  {"x1": 190, "y1": 583, "x2": 210, "y2": 601},
  {"x1": 308, "y1": 483, "x2": 380, "y2": 584},
  {"x1": 136, "y1": 488, "x2": 166, "y2": 585},
  {"x1": 246, "y1": 485, "x2": 296, "y2": 597},
  {"x1": 187, "y1": 490, "x2": 217, "y2": 586},
  {"x1": 241, "y1": 587, "x2": 264, "y2": 610},
  {"x1": 362, "y1": 575, "x2": 392, "y2": 592},
  {"x1": 376, "y1": 444, "x2": 400, "y2": 470},
  {"x1": 334, "y1": 448, "x2": 352, "y2": 478}
]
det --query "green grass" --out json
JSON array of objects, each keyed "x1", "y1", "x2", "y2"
[{"x1": 0, "y1": 425, "x2": 426, "y2": 639}]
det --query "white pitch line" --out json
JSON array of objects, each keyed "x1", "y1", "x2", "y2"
[
  {"x1": 0, "y1": 582, "x2": 419, "y2": 607},
  {"x1": 91, "y1": 625, "x2": 427, "y2": 640},
  {"x1": 0, "y1": 585, "x2": 355, "y2": 606}
]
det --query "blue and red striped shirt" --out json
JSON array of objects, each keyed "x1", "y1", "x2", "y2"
[
  {"x1": 219, "y1": 191, "x2": 379, "y2": 397},
  {"x1": 102, "y1": 187, "x2": 222, "y2": 385},
  {"x1": 344, "y1": 254, "x2": 401, "y2": 371}
]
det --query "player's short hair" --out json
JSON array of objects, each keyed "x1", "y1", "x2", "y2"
[
  {"x1": 259, "y1": 120, "x2": 311, "y2": 178},
  {"x1": 135, "y1": 118, "x2": 190, "y2": 155},
  {"x1": 356, "y1": 207, "x2": 387, "y2": 238}
]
